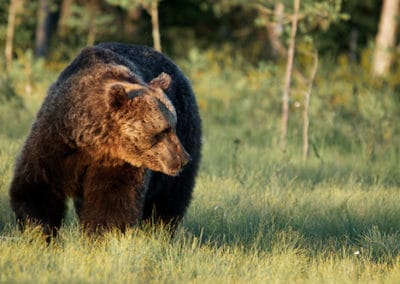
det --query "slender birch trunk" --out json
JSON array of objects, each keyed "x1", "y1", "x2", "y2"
[
  {"x1": 86, "y1": 0, "x2": 98, "y2": 46},
  {"x1": 149, "y1": 0, "x2": 161, "y2": 52},
  {"x1": 5, "y1": 0, "x2": 20, "y2": 69},
  {"x1": 372, "y1": 0, "x2": 400, "y2": 76},
  {"x1": 303, "y1": 51, "x2": 318, "y2": 161},
  {"x1": 270, "y1": 2, "x2": 286, "y2": 58},
  {"x1": 281, "y1": 0, "x2": 300, "y2": 151}
]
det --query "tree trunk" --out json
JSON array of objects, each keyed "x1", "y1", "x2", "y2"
[
  {"x1": 303, "y1": 51, "x2": 318, "y2": 161},
  {"x1": 35, "y1": 0, "x2": 49, "y2": 57},
  {"x1": 86, "y1": 0, "x2": 98, "y2": 46},
  {"x1": 5, "y1": 0, "x2": 20, "y2": 69},
  {"x1": 348, "y1": 28, "x2": 358, "y2": 63},
  {"x1": 87, "y1": 16, "x2": 97, "y2": 46},
  {"x1": 372, "y1": 0, "x2": 400, "y2": 76},
  {"x1": 267, "y1": 2, "x2": 286, "y2": 58},
  {"x1": 124, "y1": 7, "x2": 141, "y2": 36},
  {"x1": 149, "y1": 0, "x2": 161, "y2": 52},
  {"x1": 35, "y1": 0, "x2": 58, "y2": 57},
  {"x1": 281, "y1": 0, "x2": 300, "y2": 151},
  {"x1": 58, "y1": 0, "x2": 74, "y2": 37}
]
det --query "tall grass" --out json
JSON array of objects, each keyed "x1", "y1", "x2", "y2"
[{"x1": 0, "y1": 49, "x2": 399, "y2": 282}]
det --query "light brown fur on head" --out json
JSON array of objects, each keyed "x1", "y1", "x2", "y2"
[
  {"x1": 85, "y1": 72, "x2": 189, "y2": 176},
  {"x1": 148, "y1": 72, "x2": 176, "y2": 120},
  {"x1": 104, "y1": 72, "x2": 176, "y2": 122},
  {"x1": 59, "y1": 64, "x2": 188, "y2": 175}
]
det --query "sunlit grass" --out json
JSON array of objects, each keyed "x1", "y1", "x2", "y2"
[{"x1": 1, "y1": 223, "x2": 400, "y2": 283}]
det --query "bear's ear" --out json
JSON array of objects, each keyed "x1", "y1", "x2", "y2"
[
  {"x1": 108, "y1": 84, "x2": 128, "y2": 109},
  {"x1": 149, "y1": 72, "x2": 172, "y2": 90}
]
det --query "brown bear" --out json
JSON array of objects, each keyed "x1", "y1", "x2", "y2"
[{"x1": 9, "y1": 42, "x2": 201, "y2": 237}]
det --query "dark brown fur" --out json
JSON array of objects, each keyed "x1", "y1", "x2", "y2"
[{"x1": 9, "y1": 43, "x2": 201, "y2": 237}]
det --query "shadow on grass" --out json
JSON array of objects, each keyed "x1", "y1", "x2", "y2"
[{"x1": 183, "y1": 196, "x2": 400, "y2": 263}]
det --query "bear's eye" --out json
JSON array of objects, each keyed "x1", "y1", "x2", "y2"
[
  {"x1": 152, "y1": 127, "x2": 171, "y2": 144},
  {"x1": 127, "y1": 89, "x2": 146, "y2": 99}
]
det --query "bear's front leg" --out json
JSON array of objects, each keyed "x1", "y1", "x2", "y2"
[
  {"x1": 78, "y1": 163, "x2": 148, "y2": 233},
  {"x1": 9, "y1": 176, "x2": 67, "y2": 239}
]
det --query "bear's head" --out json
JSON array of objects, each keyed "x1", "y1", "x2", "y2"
[{"x1": 105, "y1": 72, "x2": 191, "y2": 176}]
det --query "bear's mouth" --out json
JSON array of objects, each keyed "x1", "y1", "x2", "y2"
[
  {"x1": 165, "y1": 168, "x2": 181, "y2": 177},
  {"x1": 156, "y1": 153, "x2": 191, "y2": 177}
]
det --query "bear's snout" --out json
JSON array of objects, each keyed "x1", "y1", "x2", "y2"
[
  {"x1": 177, "y1": 145, "x2": 191, "y2": 168},
  {"x1": 163, "y1": 138, "x2": 191, "y2": 176},
  {"x1": 161, "y1": 141, "x2": 191, "y2": 176},
  {"x1": 141, "y1": 134, "x2": 192, "y2": 176},
  {"x1": 171, "y1": 135, "x2": 191, "y2": 173}
]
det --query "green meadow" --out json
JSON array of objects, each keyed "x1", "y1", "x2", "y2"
[{"x1": 1, "y1": 49, "x2": 400, "y2": 283}]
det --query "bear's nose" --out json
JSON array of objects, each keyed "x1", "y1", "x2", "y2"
[
  {"x1": 176, "y1": 141, "x2": 191, "y2": 168},
  {"x1": 180, "y1": 149, "x2": 191, "y2": 167}
]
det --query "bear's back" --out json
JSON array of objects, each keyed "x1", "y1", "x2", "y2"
[{"x1": 96, "y1": 43, "x2": 178, "y2": 82}]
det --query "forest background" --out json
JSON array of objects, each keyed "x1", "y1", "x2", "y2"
[
  {"x1": 1, "y1": 0, "x2": 400, "y2": 282},
  {"x1": 2, "y1": 0, "x2": 400, "y2": 158}
]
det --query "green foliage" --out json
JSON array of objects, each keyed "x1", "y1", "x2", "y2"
[
  {"x1": 0, "y1": 1, "x2": 37, "y2": 51},
  {"x1": 0, "y1": 72, "x2": 19, "y2": 105},
  {"x1": 6, "y1": 49, "x2": 58, "y2": 97},
  {"x1": 65, "y1": 4, "x2": 116, "y2": 35},
  {"x1": 298, "y1": 0, "x2": 349, "y2": 34},
  {"x1": 0, "y1": 0, "x2": 382, "y2": 63},
  {"x1": 0, "y1": 2, "x2": 8, "y2": 43},
  {"x1": 106, "y1": 0, "x2": 162, "y2": 10},
  {"x1": 180, "y1": 46, "x2": 400, "y2": 166}
]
